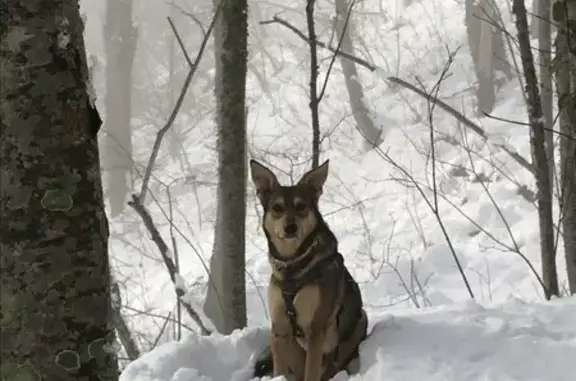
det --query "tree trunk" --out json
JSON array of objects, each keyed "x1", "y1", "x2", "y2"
[
  {"x1": 538, "y1": 0, "x2": 555, "y2": 187},
  {"x1": 0, "y1": 1, "x2": 118, "y2": 380},
  {"x1": 513, "y1": 0, "x2": 559, "y2": 299},
  {"x1": 530, "y1": 0, "x2": 539, "y2": 37},
  {"x1": 102, "y1": 0, "x2": 137, "y2": 218},
  {"x1": 553, "y1": 0, "x2": 576, "y2": 294},
  {"x1": 466, "y1": 0, "x2": 513, "y2": 114},
  {"x1": 334, "y1": 0, "x2": 383, "y2": 150},
  {"x1": 467, "y1": 0, "x2": 495, "y2": 114},
  {"x1": 203, "y1": 0, "x2": 248, "y2": 334}
]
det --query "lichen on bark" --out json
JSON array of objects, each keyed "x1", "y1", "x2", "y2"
[{"x1": 1, "y1": 1, "x2": 118, "y2": 380}]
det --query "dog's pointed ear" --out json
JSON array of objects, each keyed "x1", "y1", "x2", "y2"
[
  {"x1": 297, "y1": 159, "x2": 329, "y2": 197},
  {"x1": 250, "y1": 159, "x2": 280, "y2": 199}
]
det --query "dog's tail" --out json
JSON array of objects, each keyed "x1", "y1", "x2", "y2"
[{"x1": 253, "y1": 345, "x2": 273, "y2": 378}]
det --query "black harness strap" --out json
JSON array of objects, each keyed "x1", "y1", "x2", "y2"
[{"x1": 280, "y1": 253, "x2": 344, "y2": 338}]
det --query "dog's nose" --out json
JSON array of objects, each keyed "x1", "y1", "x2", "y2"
[{"x1": 284, "y1": 223, "x2": 298, "y2": 237}]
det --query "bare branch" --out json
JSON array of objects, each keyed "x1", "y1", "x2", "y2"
[
  {"x1": 305, "y1": 0, "x2": 321, "y2": 168},
  {"x1": 111, "y1": 281, "x2": 141, "y2": 361},
  {"x1": 418, "y1": 52, "x2": 475, "y2": 299},
  {"x1": 138, "y1": 5, "x2": 221, "y2": 203},
  {"x1": 128, "y1": 195, "x2": 212, "y2": 335},
  {"x1": 260, "y1": 15, "x2": 534, "y2": 174}
]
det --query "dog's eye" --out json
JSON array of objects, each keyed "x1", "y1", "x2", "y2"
[
  {"x1": 294, "y1": 202, "x2": 307, "y2": 212},
  {"x1": 271, "y1": 204, "x2": 284, "y2": 213}
]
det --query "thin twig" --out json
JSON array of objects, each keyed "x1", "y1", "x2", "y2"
[
  {"x1": 138, "y1": 7, "x2": 221, "y2": 203},
  {"x1": 260, "y1": 15, "x2": 534, "y2": 174},
  {"x1": 128, "y1": 195, "x2": 212, "y2": 335},
  {"x1": 317, "y1": 0, "x2": 355, "y2": 102},
  {"x1": 419, "y1": 50, "x2": 475, "y2": 299},
  {"x1": 167, "y1": 186, "x2": 182, "y2": 341}
]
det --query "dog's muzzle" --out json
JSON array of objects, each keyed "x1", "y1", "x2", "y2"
[{"x1": 284, "y1": 223, "x2": 298, "y2": 238}]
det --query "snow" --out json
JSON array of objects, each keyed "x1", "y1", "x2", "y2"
[
  {"x1": 120, "y1": 297, "x2": 576, "y2": 381},
  {"x1": 174, "y1": 273, "x2": 188, "y2": 294},
  {"x1": 81, "y1": 0, "x2": 575, "y2": 380},
  {"x1": 57, "y1": 18, "x2": 71, "y2": 49}
]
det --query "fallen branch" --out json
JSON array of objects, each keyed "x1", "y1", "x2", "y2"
[
  {"x1": 260, "y1": 16, "x2": 533, "y2": 174},
  {"x1": 111, "y1": 281, "x2": 141, "y2": 361},
  {"x1": 129, "y1": 12, "x2": 220, "y2": 335},
  {"x1": 128, "y1": 195, "x2": 212, "y2": 335}
]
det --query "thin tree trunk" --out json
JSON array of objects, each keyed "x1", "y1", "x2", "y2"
[
  {"x1": 466, "y1": 0, "x2": 495, "y2": 114},
  {"x1": 553, "y1": 0, "x2": 576, "y2": 294},
  {"x1": 513, "y1": 0, "x2": 559, "y2": 299},
  {"x1": 334, "y1": 0, "x2": 383, "y2": 150},
  {"x1": 538, "y1": 0, "x2": 555, "y2": 190},
  {"x1": 204, "y1": 0, "x2": 248, "y2": 334},
  {"x1": 0, "y1": 1, "x2": 118, "y2": 380},
  {"x1": 306, "y1": 0, "x2": 321, "y2": 167}
]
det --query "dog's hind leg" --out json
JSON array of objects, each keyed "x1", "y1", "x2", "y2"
[{"x1": 327, "y1": 310, "x2": 368, "y2": 380}]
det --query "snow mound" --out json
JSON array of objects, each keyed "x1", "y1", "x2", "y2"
[{"x1": 120, "y1": 296, "x2": 576, "y2": 381}]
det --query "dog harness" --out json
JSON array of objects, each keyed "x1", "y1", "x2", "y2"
[
  {"x1": 268, "y1": 227, "x2": 363, "y2": 343},
  {"x1": 280, "y1": 253, "x2": 343, "y2": 338}
]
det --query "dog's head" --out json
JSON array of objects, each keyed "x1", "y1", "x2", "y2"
[{"x1": 249, "y1": 159, "x2": 329, "y2": 259}]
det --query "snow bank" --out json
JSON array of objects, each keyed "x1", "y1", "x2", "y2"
[{"x1": 120, "y1": 296, "x2": 576, "y2": 381}]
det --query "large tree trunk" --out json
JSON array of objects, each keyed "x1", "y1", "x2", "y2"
[
  {"x1": 334, "y1": 0, "x2": 383, "y2": 150},
  {"x1": 203, "y1": 0, "x2": 248, "y2": 334},
  {"x1": 0, "y1": 1, "x2": 118, "y2": 380},
  {"x1": 102, "y1": 0, "x2": 137, "y2": 218},
  {"x1": 553, "y1": 0, "x2": 576, "y2": 294}
]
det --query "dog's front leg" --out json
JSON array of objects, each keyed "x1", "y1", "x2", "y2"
[
  {"x1": 271, "y1": 332, "x2": 292, "y2": 377},
  {"x1": 303, "y1": 327, "x2": 325, "y2": 381},
  {"x1": 292, "y1": 284, "x2": 326, "y2": 381}
]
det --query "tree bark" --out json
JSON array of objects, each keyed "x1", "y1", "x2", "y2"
[
  {"x1": 466, "y1": 0, "x2": 513, "y2": 114},
  {"x1": 102, "y1": 0, "x2": 137, "y2": 218},
  {"x1": 334, "y1": 0, "x2": 383, "y2": 150},
  {"x1": 513, "y1": 0, "x2": 559, "y2": 299},
  {"x1": 538, "y1": 0, "x2": 555, "y2": 189},
  {"x1": 0, "y1": 1, "x2": 118, "y2": 380},
  {"x1": 203, "y1": 0, "x2": 248, "y2": 334},
  {"x1": 553, "y1": 0, "x2": 576, "y2": 294}
]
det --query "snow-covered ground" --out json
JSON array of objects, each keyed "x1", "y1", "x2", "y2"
[
  {"x1": 82, "y1": 0, "x2": 575, "y2": 380},
  {"x1": 120, "y1": 296, "x2": 576, "y2": 381}
]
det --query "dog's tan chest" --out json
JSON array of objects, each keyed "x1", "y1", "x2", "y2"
[
  {"x1": 268, "y1": 280, "x2": 320, "y2": 335},
  {"x1": 292, "y1": 283, "x2": 321, "y2": 334}
]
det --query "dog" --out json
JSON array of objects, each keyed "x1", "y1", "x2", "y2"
[{"x1": 249, "y1": 159, "x2": 368, "y2": 381}]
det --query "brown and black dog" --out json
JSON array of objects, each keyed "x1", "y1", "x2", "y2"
[{"x1": 250, "y1": 159, "x2": 368, "y2": 381}]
